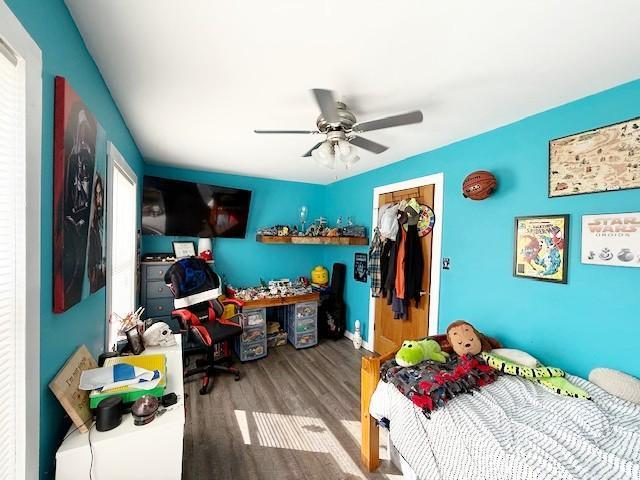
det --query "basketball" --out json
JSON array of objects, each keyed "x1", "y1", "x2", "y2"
[{"x1": 462, "y1": 171, "x2": 497, "y2": 200}]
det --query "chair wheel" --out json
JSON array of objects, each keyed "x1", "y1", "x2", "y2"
[
  {"x1": 234, "y1": 373, "x2": 241, "y2": 381},
  {"x1": 199, "y1": 385, "x2": 208, "y2": 395}
]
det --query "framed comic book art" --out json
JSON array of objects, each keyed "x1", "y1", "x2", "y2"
[
  {"x1": 581, "y1": 212, "x2": 640, "y2": 267},
  {"x1": 53, "y1": 77, "x2": 107, "y2": 313},
  {"x1": 549, "y1": 116, "x2": 640, "y2": 197},
  {"x1": 513, "y1": 215, "x2": 569, "y2": 284}
]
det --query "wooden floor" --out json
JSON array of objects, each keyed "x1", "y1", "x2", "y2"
[{"x1": 183, "y1": 338, "x2": 400, "y2": 480}]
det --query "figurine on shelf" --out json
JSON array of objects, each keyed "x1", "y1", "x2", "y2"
[{"x1": 277, "y1": 225, "x2": 290, "y2": 236}]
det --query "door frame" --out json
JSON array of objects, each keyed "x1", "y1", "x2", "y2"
[{"x1": 367, "y1": 173, "x2": 444, "y2": 352}]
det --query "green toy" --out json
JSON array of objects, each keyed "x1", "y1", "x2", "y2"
[
  {"x1": 395, "y1": 339, "x2": 449, "y2": 367},
  {"x1": 481, "y1": 351, "x2": 591, "y2": 400}
]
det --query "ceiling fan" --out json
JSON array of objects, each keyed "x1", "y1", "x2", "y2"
[{"x1": 254, "y1": 89, "x2": 423, "y2": 169}]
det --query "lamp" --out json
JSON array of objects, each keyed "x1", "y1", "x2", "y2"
[
  {"x1": 311, "y1": 139, "x2": 360, "y2": 170},
  {"x1": 311, "y1": 141, "x2": 335, "y2": 169},
  {"x1": 197, "y1": 237, "x2": 213, "y2": 261}
]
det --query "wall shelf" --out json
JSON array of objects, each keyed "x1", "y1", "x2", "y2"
[{"x1": 256, "y1": 235, "x2": 368, "y2": 246}]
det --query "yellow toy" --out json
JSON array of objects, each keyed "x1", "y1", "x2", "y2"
[{"x1": 311, "y1": 265, "x2": 329, "y2": 286}]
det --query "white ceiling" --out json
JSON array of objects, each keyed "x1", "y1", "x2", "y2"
[{"x1": 65, "y1": 0, "x2": 640, "y2": 184}]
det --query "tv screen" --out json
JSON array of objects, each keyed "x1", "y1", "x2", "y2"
[{"x1": 141, "y1": 176, "x2": 251, "y2": 238}]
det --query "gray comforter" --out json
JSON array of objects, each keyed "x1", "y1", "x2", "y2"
[{"x1": 370, "y1": 375, "x2": 640, "y2": 479}]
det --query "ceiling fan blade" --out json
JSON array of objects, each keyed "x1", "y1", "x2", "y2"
[
  {"x1": 254, "y1": 129, "x2": 316, "y2": 134},
  {"x1": 311, "y1": 89, "x2": 341, "y2": 125},
  {"x1": 349, "y1": 136, "x2": 388, "y2": 154},
  {"x1": 302, "y1": 141, "x2": 324, "y2": 157},
  {"x1": 352, "y1": 110, "x2": 423, "y2": 133}
]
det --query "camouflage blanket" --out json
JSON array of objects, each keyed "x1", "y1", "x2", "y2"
[{"x1": 381, "y1": 354, "x2": 499, "y2": 417}]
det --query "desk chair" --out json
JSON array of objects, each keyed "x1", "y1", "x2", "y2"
[{"x1": 164, "y1": 257, "x2": 243, "y2": 395}]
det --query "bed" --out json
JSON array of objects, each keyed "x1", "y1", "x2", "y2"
[{"x1": 360, "y1": 338, "x2": 640, "y2": 480}]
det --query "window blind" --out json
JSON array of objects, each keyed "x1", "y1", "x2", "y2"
[
  {"x1": 0, "y1": 42, "x2": 26, "y2": 479},
  {"x1": 107, "y1": 159, "x2": 137, "y2": 348}
]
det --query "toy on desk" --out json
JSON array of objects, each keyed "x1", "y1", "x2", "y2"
[
  {"x1": 131, "y1": 394, "x2": 160, "y2": 426},
  {"x1": 311, "y1": 265, "x2": 329, "y2": 287},
  {"x1": 79, "y1": 363, "x2": 161, "y2": 393},
  {"x1": 115, "y1": 306, "x2": 145, "y2": 337},
  {"x1": 269, "y1": 279, "x2": 293, "y2": 296},
  {"x1": 230, "y1": 279, "x2": 312, "y2": 301},
  {"x1": 143, "y1": 322, "x2": 176, "y2": 347},
  {"x1": 87, "y1": 354, "x2": 167, "y2": 409}
]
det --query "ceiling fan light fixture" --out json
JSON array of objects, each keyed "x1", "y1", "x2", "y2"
[
  {"x1": 337, "y1": 139, "x2": 351, "y2": 156},
  {"x1": 312, "y1": 142, "x2": 335, "y2": 169}
]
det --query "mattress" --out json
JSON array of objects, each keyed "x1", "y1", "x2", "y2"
[{"x1": 370, "y1": 375, "x2": 640, "y2": 480}]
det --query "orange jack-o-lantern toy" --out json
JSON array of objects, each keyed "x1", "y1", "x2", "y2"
[{"x1": 462, "y1": 171, "x2": 497, "y2": 200}]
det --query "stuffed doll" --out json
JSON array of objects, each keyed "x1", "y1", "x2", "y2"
[
  {"x1": 395, "y1": 339, "x2": 449, "y2": 367},
  {"x1": 446, "y1": 320, "x2": 498, "y2": 356}
]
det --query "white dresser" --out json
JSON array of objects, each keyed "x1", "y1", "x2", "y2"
[{"x1": 55, "y1": 337, "x2": 185, "y2": 480}]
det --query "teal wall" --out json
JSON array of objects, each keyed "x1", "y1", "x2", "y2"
[
  {"x1": 322, "y1": 79, "x2": 640, "y2": 380},
  {"x1": 6, "y1": 0, "x2": 640, "y2": 477},
  {"x1": 142, "y1": 164, "x2": 326, "y2": 286},
  {"x1": 5, "y1": 1, "x2": 145, "y2": 478}
]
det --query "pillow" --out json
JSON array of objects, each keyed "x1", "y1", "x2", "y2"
[
  {"x1": 491, "y1": 348, "x2": 538, "y2": 368},
  {"x1": 589, "y1": 368, "x2": 640, "y2": 405}
]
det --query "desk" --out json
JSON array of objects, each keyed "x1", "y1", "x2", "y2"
[
  {"x1": 241, "y1": 292, "x2": 319, "y2": 309},
  {"x1": 55, "y1": 337, "x2": 185, "y2": 480},
  {"x1": 235, "y1": 292, "x2": 320, "y2": 360}
]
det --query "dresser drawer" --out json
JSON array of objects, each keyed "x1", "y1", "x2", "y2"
[
  {"x1": 146, "y1": 281, "x2": 173, "y2": 299},
  {"x1": 146, "y1": 298, "x2": 175, "y2": 317},
  {"x1": 146, "y1": 265, "x2": 170, "y2": 281}
]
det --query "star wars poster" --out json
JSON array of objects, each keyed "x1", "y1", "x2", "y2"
[
  {"x1": 53, "y1": 77, "x2": 107, "y2": 313},
  {"x1": 513, "y1": 215, "x2": 569, "y2": 284},
  {"x1": 354, "y1": 253, "x2": 368, "y2": 283},
  {"x1": 581, "y1": 212, "x2": 640, "y2": 268}
]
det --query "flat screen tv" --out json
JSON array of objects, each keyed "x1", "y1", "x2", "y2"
[{"x1": 141, "y1": 175, "x2": 251, "y2": 238}]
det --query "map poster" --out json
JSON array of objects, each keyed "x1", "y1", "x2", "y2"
[
  {"x1": 581, "y1": 212, "x2": 640, "y2": 268},
  {"x1": 549, "y1": 116, "x2": 640, "y2": 197},
  {"x1": 513, "y1": 215, "x2": 569, "y2": 283}
]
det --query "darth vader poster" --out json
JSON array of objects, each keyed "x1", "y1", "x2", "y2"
[{"x1": 53, "y1": 77, "x2": 107, "y2": 313}]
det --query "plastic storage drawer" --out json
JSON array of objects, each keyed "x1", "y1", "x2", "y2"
[
  {"x1": 295, "y1": 302, "x2": 317, "y2": 319},
  {"x1": 293, "y1": 332, "x2": 317, "y2": 349},
  {"x1": 243, "y1": 308, "x2": 266, "y2": 327},
  {"x1": 237, "y1": 339, "x2": 267, "y2": 362},
  {"x1": 295, "y1": 317, "x2": 316, "y2": 334},
  {"x1": 242, "y1": 325, "x2": 266, "y2": 343}
]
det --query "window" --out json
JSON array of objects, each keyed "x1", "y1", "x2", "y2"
[
  {"x1": 106, "y1": 143, "x2": 138, "y2": 349},
  {"x1": 0, "y1": 5, "x2": 42, "y2": 478}
]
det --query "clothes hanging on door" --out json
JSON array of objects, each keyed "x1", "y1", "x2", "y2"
[
  {"x1": 404, "y1": 223, "x2": 424, "y2": 307},
  {"x1": 375, "y1": 197, "x2": 428, "y2": 319},
  {"x1": 394, "y1": 227, "x2": 407, "y2": 300},
  {"x1": 379, "y1": 238, "x2": 393, "y2": 298},
  {"x1": 368, "y1": 229, "x2": 383, "y2": 297}
]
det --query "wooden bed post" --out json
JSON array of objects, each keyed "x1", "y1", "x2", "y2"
[
  {"x1": 361, "y1": 350, "x2": 395, "y2": 471},
  {"x1": 360, "y1": 335, "x2": 448, "y2": 472},
  {"x1": 361, "y1": 354, "x2": 381, "y2": 471}
]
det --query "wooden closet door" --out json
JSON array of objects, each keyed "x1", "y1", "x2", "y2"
[{"x1": 374, "y1": 185, "x2": 435, "y2": 356}]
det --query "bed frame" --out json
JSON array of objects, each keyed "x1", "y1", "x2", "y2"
[{"x1": 360, "y1": 334, "x2": 451, "y2": 471}]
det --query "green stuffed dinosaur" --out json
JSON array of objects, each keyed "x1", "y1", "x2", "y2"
[{"x1": 395, "y1": 339, "x2": 449, "y2": 367}]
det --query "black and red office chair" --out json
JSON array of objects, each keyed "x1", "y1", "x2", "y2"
[{"x1": 164, "y1": 257, "x2": 244, "y2": 395}]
